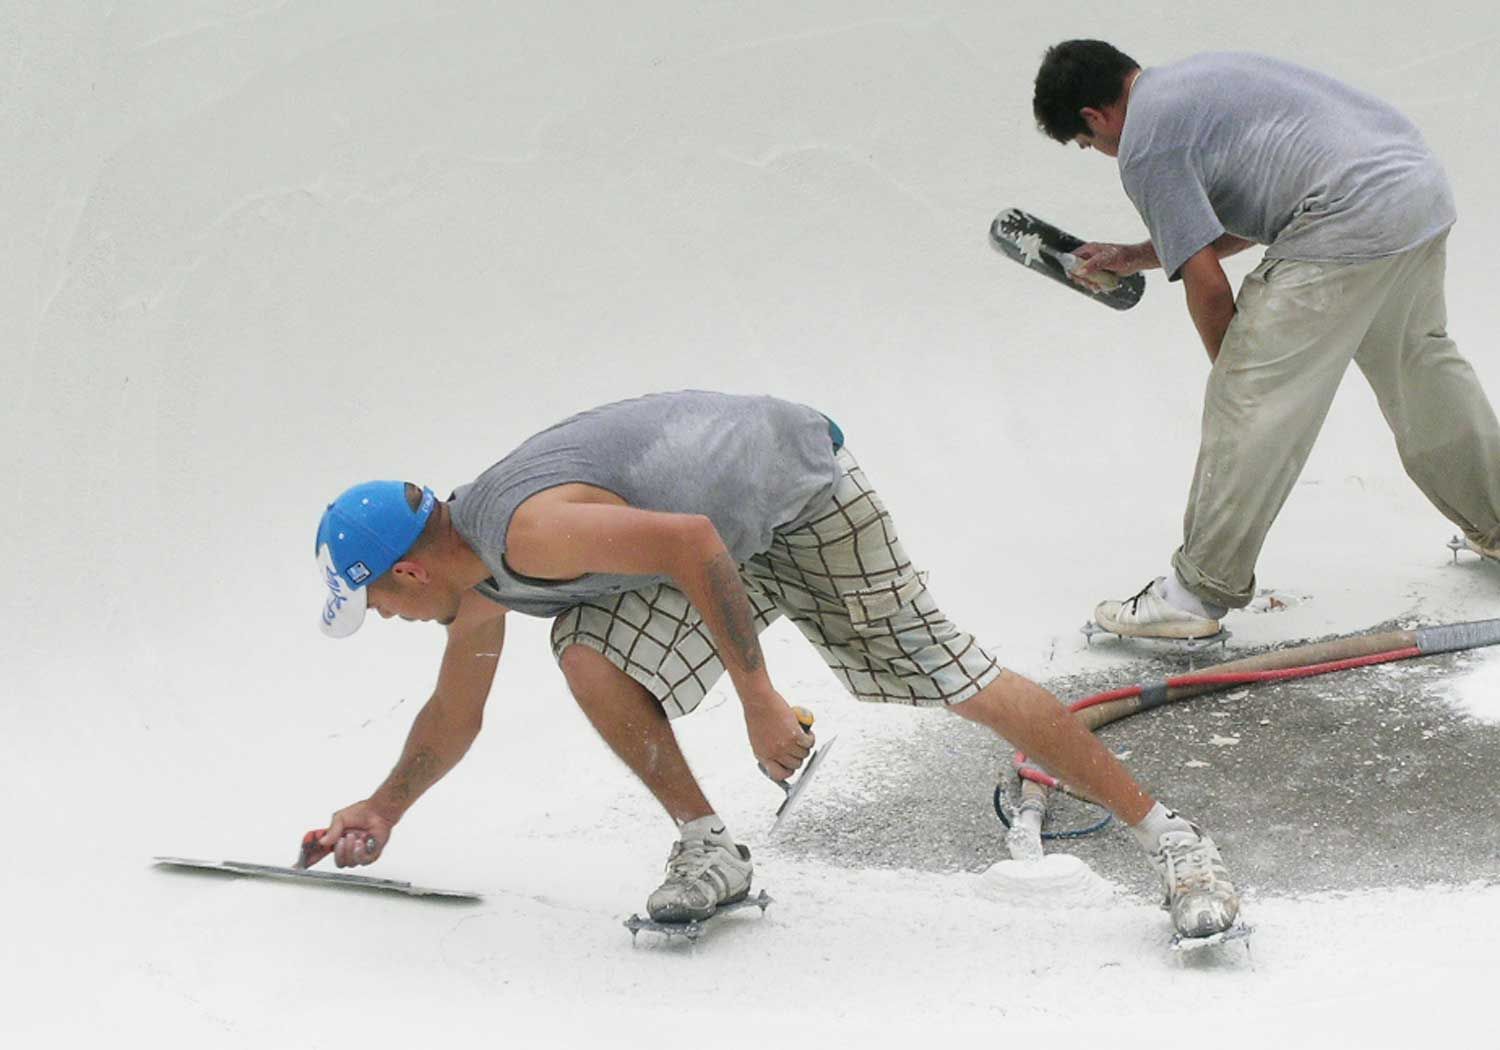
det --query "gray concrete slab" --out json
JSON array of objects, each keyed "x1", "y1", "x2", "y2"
[{"x1": 773, "y1": 626, "x2": 1500, "y2": 902}]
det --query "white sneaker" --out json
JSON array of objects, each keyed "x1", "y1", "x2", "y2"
[
  {"x1": 646, "y1": 823, "x2": 754, "y2": 922},
  {"x1": 1147, "y1": 824, "x2": 1241, "y2": 939},
  {"x1": 1094, "y1": 577, "x2": 1221, "y2": 640}
]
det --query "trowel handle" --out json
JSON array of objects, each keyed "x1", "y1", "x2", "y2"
[
  {"x1": 295, "y1": 826, "x2": 380, "y2": 869},
  {"x1": 296, "y1": 828, "x2": 331, "y2": 869},
  {"x1": 758, "y1": 707, "x2": 817, "y2": 785}
]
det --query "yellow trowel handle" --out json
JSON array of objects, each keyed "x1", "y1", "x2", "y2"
[{"x1": 759, "y1": 707, "x2": 817, "y2": 786}]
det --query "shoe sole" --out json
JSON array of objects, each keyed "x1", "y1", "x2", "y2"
[
  {"x1": 1170, "y1": 921, "x2": 1253, "y2": 953},
  {"x1": 1095, "y1": 615, "x2": 1222, "y2": 640},
  {"x1": 646, "y1": 885, "x2": 752, "y2": 924}
]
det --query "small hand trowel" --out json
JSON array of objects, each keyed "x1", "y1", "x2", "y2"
[{"x1": 762, "y1": 706, "x2": 837, "y2": 832}]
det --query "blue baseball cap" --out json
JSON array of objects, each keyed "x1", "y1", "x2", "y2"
[{"x1": 315, "y1": 481, "x2": 437, "y2": 638}]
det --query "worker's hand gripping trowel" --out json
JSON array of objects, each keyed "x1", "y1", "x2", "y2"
[{"x1": 761, "y1": 706, "x2": 837, "y2": 832}]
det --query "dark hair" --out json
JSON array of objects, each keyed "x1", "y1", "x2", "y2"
[{"x1": 1032, "y1": 40, "x2": 1140, "y2": 143}]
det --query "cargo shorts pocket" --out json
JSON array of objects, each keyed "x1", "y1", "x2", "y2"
[{"x1": 842, "y1": 570, "x2": 929, "y2": 631}]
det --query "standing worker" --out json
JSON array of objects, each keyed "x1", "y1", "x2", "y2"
[{"x1": 1032, "y1": 42, "x2": 1500, "y2": 638}]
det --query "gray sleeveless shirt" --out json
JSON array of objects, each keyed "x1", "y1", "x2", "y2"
[{"x1": 448, "y1": 391, "x2": 841, "y2": 618}]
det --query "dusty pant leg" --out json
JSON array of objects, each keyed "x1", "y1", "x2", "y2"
[
  {"x1": 1353, "y1": 233, "x2": 1500, "y2": 549},
  {"x1": 1172, "y1": 255, "x2": 1394, "y2": 609}
]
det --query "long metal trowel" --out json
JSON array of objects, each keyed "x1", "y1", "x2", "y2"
[{"x1": 762, "y1": 706, "x2": 837, "y2": 832}]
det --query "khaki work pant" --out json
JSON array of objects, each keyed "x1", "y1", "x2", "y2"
[{"x1": 1173, "y1": 231, "x2": 1500, "y2": 609}]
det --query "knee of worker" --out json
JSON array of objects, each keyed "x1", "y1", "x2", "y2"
[
  {"x1": 556, "y1": 642, "x2": 621, "y2": 702},
  {"x1": 948, "y1": 670, "x2": 1037, "y2": 726}
]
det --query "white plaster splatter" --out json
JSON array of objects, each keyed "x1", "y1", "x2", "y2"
[
  {"x1": 976, "y1": 853, "x2": 1120, "y2": 907},
  {"x1": 1448, "y1": 649, "x2": 1500, "y2": 724}
]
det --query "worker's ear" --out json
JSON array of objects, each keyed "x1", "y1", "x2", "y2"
[{"x1": 388, "y1": 559, "x2": 432, "y2": 585}]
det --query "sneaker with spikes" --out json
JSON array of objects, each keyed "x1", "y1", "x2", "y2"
[
  {"x1": 646, "y1": 826, "x2": 754, "y2": 923},
  {"x1": 1094, "y1": 577, "x2": 1222, "y2": 640},
  {"x1": 1465, "y1": 536, "x2": 1500, "y2": 561},
  {"x1": 1148, "y1": 823, "x2": 1241, "y2": 939}
]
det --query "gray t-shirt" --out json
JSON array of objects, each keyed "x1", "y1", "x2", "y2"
[
  {"x1": 1118, "y1": 52, "x2": 1456, "y2": 280},
  {"x1": 449, "y1": 391, "x2": 841, "y2": 618}
]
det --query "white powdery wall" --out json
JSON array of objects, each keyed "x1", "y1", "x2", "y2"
[{"x1": 7, "y1": 1, "x2": 1497, "y2": 726}]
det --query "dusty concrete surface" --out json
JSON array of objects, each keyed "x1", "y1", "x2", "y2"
[{"x1": 773, "y1": 625, "x2": 1500, "y2": 902}]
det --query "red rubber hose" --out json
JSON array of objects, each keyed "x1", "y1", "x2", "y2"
[{"x1": 1014, "y1": 644, "x2": 1424, "y2": 788}]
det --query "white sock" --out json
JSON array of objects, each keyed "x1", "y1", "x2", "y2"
[
  {"x1": 1162, "y1": 571, "x2": 1228, "y2": 620},
  {"x1": 1129, "y1": 801, "x2": 1197, "y2": 851},
  {"x1": 679, "y1": 813, "x2": 733, "y2": 846}
]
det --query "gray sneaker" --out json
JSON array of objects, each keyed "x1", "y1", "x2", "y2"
[
  {"x1": 646, "y1": 829, "x2": 754, "y2": 923},
  {"x1": 1148, "y1": 824, "x2": 1241, "y2": 939}
]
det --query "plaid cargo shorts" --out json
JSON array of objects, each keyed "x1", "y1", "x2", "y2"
[{"x1": 550, "y1": 447, "x2": 1003, "y2": 718}]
